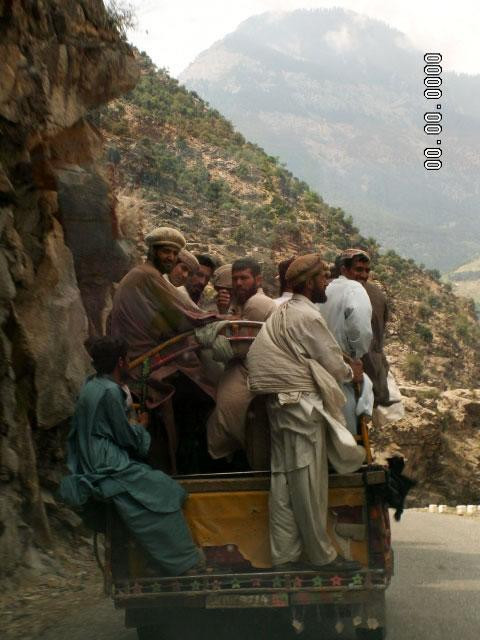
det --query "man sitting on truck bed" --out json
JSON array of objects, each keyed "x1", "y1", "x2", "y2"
[
  {"x1": 207, "y1": 257, "x2": 276, "y2": 461},
  {"x1": 247, "y1": 254, "x2": 365, "y2": 570},
  {"x1": 109, "y1": 227, "x2": 219, "y2": 473},
  {"x1": 58, "y1": 337, "x2": 205, "y2": 576},
  {"x1": 110, "y1": 226, "x2": 216, "y2": 397}
]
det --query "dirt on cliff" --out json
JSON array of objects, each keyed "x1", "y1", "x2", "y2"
[{"x1": 0, "y1": 535, "x2": 103, "y2": 640}]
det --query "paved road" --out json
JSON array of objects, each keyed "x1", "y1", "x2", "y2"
[
  {"x1": 36, "y1": 511, "x2": 480, "y2": 640},
  {"x1": 387, "y1": 511, "x2": 480, "y2": 640}
]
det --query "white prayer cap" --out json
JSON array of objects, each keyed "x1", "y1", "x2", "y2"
[
  {"x1": 212, "y1": 264, "x2": 232, "y2": 289},
  {"x1": 145, "y1": 227, "x2": 186, "y2": 250},
  {"x1": 178, "y1": 249, "x2": 199, "y2": 273}
]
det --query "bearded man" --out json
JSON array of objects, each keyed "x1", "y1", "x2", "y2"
[
  {"x1": 110, "y1": 227, "x2": 213, "y2": 386},
  {"x1": 109, "y1": 228, "x2": 217, "y2": 473},
  {"x1": 207, "y1": 257, "x2": 276, "y2": 461},
  {"x1": 337, "y1": 249, "x2": 390, "y2": 407},
  {"x1": 185, "y1": 254, "x2": 217, "y2": 307},
  {"x1": 247, "y1": 254, "x2": 365, "y2": 569},
  {"x1": 318, "y1": 249, "x2": 373, "y2": 434}
]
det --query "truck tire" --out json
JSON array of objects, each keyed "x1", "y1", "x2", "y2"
[
  {"x1": 136, "y1": 625, "x2": 163, "y2": 640},
  {"x1": 355, "y1": 628, "x2": 386, "y2": 639}
]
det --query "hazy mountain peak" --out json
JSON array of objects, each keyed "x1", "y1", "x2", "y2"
[{"x1": 181, "y1": 8, "x2": 480, "y2": 271}]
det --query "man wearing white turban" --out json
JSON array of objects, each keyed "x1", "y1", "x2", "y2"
[{"x1": 110, "y1": 228, "x2": 216, "y2": 470}]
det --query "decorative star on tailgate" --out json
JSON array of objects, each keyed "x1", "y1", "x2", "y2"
[
  {"x1": 330, "y1": 575, "x2": 343, "y2": 587},
  {"x1": 350, "y1": 573, "x2": 364, "y2": 587}
]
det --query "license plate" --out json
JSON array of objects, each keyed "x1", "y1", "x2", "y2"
[{"x1": 206, "y1": 592, "x2": 288, "y2": 609}]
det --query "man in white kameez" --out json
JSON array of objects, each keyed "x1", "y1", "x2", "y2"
[
  {"x1": 247, "y1": 255, "x2": 365, "y2": 570},
  {"x1": 318, "y1": 249, "x2": 374, "y2": 434}
]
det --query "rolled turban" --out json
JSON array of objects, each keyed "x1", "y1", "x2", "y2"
[
  {"x1": 178, "y1": 249, "x2": 200, "y2": 273},
  {"x1": 145, "y1": 227, "x2": 186, "y2": 250},
  {"x1": 340, "y1": 248, "x2": 370, "y2": 262},
  {"x1": 286, "y1": 254, "x2": 326, "y2": 286},
  {"x1": 212, "y1": 264, "x2": 232, "y2": 289}
]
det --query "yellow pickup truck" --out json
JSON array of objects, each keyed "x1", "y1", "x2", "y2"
[
  {"x1": 106, "y1": 467, "x2": 392, "y2": 640},
  {"x1": 104, "y1": 322, "x2": 393, "y2": 639}
]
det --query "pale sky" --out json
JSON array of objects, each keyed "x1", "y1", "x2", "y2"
[{"x1": 125, "y1": 0, "x2": 480, "y2": 77}]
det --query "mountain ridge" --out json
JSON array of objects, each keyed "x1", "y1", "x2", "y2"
[{"x1": 180, "y1": 8, "x2": 480, "y2": 271}]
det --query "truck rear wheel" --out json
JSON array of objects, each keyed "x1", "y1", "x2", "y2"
[{"x1": 136, "y1": 625, "x2": 163, "y2": 640}]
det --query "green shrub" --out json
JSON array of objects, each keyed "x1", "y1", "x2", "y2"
[
  {"x1": 415, "y1": 323, "x2": 433, "y2": 343},
  {"x1": 417, "y1": 304, "x2": 431, "y2": 321},
  {"x1": 404, "y1": 353, "x2": 424, "y2": 382},
  {"x1": 235, "y1": 162, "x2": 250, "y2": 179},
  {"x1": 233, "y1": 224, "x2": 249, "y2": 245},
  {"x1": 109, "y1": 120, "x2": 129, "y2": 136},
  {"x1": 426, "y1": 268, "x2": 441, "y2": 282},
  {"x1": 426, "y1": 294, "x2": 441, "y2": 309}
]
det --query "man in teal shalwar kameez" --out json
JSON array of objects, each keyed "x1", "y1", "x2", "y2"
[{"x1": 58, "y1": 337, "x2": 202, "y2": 576}]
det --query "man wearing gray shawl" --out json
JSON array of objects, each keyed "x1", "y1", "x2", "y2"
[{"x1": 247, "y1": 254, "x2": 365, "y2": 569}]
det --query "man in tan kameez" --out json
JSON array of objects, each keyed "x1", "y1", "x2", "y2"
[
  {"x1": 247, "y1": 254, "x2": 365, "y2": 569},
  {"x1": 110, "y1": 227, "x2": 214, "y2": 392},
  {"x1": 207, "y1": 257, "x2": 276, "y2": 461},
  {"x1": 110, "y1": 227, "x2": 216, "y2": 472}
]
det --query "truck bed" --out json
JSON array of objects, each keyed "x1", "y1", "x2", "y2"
[{"x1": 107, "y1": 468, "x2": 391, "y2": 635}]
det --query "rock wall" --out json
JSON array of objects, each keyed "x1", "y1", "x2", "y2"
[
  {"x1": 371, "y1": 384, "x2": 480, "y2": 505},
  {"x1": 0, "y1": 0, "x2": 137, "y2": 578}
]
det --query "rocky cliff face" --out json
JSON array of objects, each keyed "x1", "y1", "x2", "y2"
[
  {"x1": 0, "y1": 0, "x2": 137, "y2": 580},
  {"x1": 372, "y1": 386, "x2": 480, "y2": 504}
]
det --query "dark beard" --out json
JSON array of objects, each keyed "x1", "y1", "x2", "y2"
[
  {"x1": 234, "y1": 284, "x2": 257, "y2": 305},
  {"x1": 186, "y1": 283, "x2": 202, "y2": 303},
  {"x1": 152, "y1": 254, "x2": 171, "y2": 274},
  {"x1": 311, "y1": 287, "x2": 327, "y2": 304}
]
